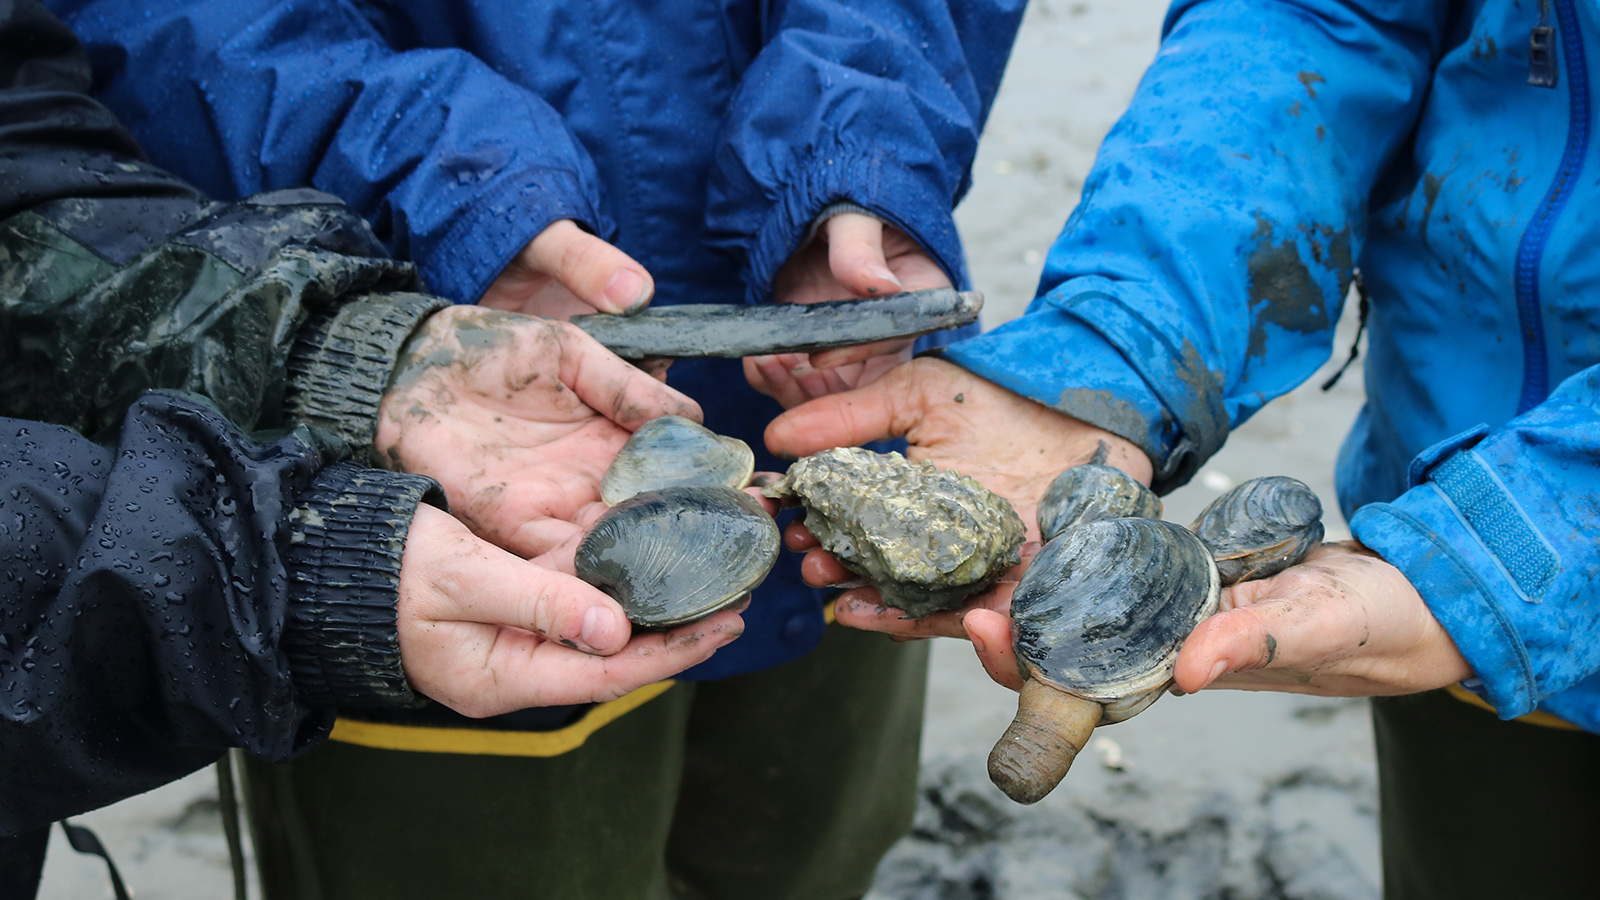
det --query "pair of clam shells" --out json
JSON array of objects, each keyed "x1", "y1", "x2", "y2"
[
  {"x1": 991, "y1": 466, "x2": 1324, "y2": 804},
  {"x1": 576, "y1": 417, "x2": 775, "y2": 629}
]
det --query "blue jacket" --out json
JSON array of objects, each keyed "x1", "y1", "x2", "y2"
[
  {"x1": 945, "y1": 0, "x2": 1600, "y2": 730},
  {"x1": 50, "y1": 0, "x2": 1026, "y2": 680}
]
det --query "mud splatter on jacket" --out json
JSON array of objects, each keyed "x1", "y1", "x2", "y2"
[
  {"x1": 0, "y1": 0, "x2": 448, "y2": 842},
  {"x1": 49, "y1": 0, "x2": 1028, "y2": 679},
  {"x1": 942, "y1": 0, "x2": 1600, "y2": 730}
]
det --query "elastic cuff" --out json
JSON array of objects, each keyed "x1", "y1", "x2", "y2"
[
  {"x1": 799, "y1": 201, "x2": 877, "y2": 247},
  {"x1": 285, "y1": 293, "x2": 452, "y2": 456},
  {"x1": 743, "y1": 150, "x2": 968, "y2": 303},
  {"x1": 421, "y1": 166, "x2": 609, "y2": 304},
  {"x1": 1350, "y1": 490, "x2": 1538, "y2": 719},
  {"x1": 281, "y1": 462, "x2": 444, "y2": 709}
]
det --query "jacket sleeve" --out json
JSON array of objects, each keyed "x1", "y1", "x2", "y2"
[
  {"x1": 704, "y1": 0, "x2": 1028, "y2": 301},
  {"x1": 1347, "y1": 366, "x2": 1600, "y2": 729},
  {"x1": 48, "y1": 0, "x2": 607, "y2": 304},
  {"x1": 0, "y1": 391, "x2": 440, "y2": 836},
  {"x1": 939, "y1": 0, "x2": 1448, "y2": 492}
]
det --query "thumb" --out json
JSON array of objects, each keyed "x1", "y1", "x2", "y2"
[
  {"x1": 401, "y1": 506, "x2": 632, "y2": 656},
  {"x1": 823, "y1": 213, "x2": 903, "y2": 296},
  {"x1": 520, "y1": 220, "x2": 655, "y2": 314},
  {"x1": 765, "y1": 357, "x2": 922, "y2": 458}
]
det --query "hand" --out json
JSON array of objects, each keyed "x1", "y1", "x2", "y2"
[
  {"x1": 746, "y1": 213, "x2": 951, "y2": 408},
  {"x1": 478, "y1": 219, "x2": 654, "y2": 319},
  {"x1": 376, "y1": 306, "x2": 702, "y2": 562},
  {"x1": 955, "y1": 541, "x2": 1475, "y2": 698},
  {"x1": 397, "y1": 505, "x2": 744, "y2": 716}
]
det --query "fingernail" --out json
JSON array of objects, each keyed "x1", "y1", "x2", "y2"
[
  {"x1": 716, "y1": 628, "x2": 744, "y2": 648},
  {"x1": 1205, "y1": 660, "x2": 1229, "y2": 687},
  {"x1": 605, "y1": 269, "x2": 651, "y2": 314},
  {"x1": 867, "y1": 263, "x2": 903, "y2": 289},
  {"x1": 580, "y1": 606, "x2": 616, "y2": 650}
]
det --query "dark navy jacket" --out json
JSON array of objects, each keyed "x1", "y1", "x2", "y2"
[
  {"x1": 943, "y1": 0, "x2": 1600, "y2": 730},
  {"x1": 52, "y1": 0, "x2": 1028, "y2": 680}
]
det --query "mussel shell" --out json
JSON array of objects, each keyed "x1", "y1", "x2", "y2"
[
  {"x1": 1037, "y1": 463, "x2": 1162, "y2": 542},
  {"x1": 1012, "y1": 518, "x2": 1219, "y2": 706},
  {"x1": 575, "y1": 485, "x2": 778, "y2": 628},
  {"x1": 1189, "y1": 476, "x2": 1324, "y2": 586},
  {"x1": 601, "y1": 415, "x2": 755, "y2": 506},
  {"x1": 763, "y1": 447, "x2": 1025, "y2": 618}
]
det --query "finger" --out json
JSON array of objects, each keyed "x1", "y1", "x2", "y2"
[
  {"x1": 744, "y1": 354, "x2": 813, "y2": 409},
  {"x1": 500, "y1": 516, "x2": 585, "y2": 563},
  {"x1": 800, "y1": 547, "x2": 852, "y2": 586},
  {"x1": 810, "y1": 337, "x2": 915, "y2": 370},
  {"x1": 831, "y1": 590, "x2": 968, "y2": 639},
  {"x1": 765, "y1": 359, "x2": 920, "y2": 457},
  {"x1": 824, "y1": 213, "x2": 902, "y2": 296},
  {"x1": 1173, "y1": 595, "x2": 1356, "y2": 693},
  {"x1": 520, "y1": 220, "x2": 655, "y2": 314},
  {"x1": 554, "y1": 322, "x2": 703, "y2": 427},
  {"x1": 784, "y1": 520, "x2": 820, "y2": 551},
  {"x1": 475, "y1": 609, "x2": 747, "y2": 712},
  {"x1": 964, "y1": 608, "x2": 1024, "y2": 691}
]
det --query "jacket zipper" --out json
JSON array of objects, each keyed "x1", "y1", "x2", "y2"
[{"x1": 1513, "y1": 0, "x2": 1590, "y2": 413}]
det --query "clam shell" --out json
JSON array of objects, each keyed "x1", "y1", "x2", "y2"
[
  {"x1": 600, "y1": 415, "x2": 755, "y2": 506},
  {"x1": 1189, "y1": 476, "x2": 1323, "y2": 585},
  {"x1": 1037, "y1": 463, "x2": 1162, "y2": 542},
  {"x1": 1012, "y1": 518, "x2": 1219, "y2": 716},
  {"x1": 575, "y1": 485, "x2": 778, "y2": 628},
  {"x1": 764, "y1": 447, "x2": 1025, "y2": 617}
]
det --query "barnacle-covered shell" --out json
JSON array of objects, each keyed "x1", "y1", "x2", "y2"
[
  {"x1": 763, "y1": 447, "x2": 1025, "y2": 617},
  {"x1": 600, "y1": 416, "x2": 755, "y2": 506},
  {"x1": 1036, "y1": 463, "x2": 1162, "y2": 542},
  {"x1": 575, "y1": 485, "x2": 779, "y2": 628},
  {"x1": 1190, "y1": 476, "x2": 1324, "y2": 586},
  {"x1": 990, "y1": 518, "x2": 1219, "y2": 805}
]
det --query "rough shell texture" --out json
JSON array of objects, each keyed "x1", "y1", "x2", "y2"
[
  {"x1": 601, "y1": 416, "x2": 755, "y2": 506},
  {"x1": 764, "y1": 447, "x2": 1025, "y2": 618},
  {"x1": 575, "y1": 485, "x2": 778, "y2": 628},
  {"x1": 1037, "y1": 464, "x2": 1162, "y2": 542},
  {"x1": 1012, "y1": 518, "x2": 1219, "y2": 719},
  {"x1": 1189, "y1": 476, "x2": 1324, "y2": 586}
]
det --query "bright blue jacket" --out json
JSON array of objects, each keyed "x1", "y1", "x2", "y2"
[
  {"x1": 945, "y1": 0, "x2": 1600, "y2": 730},
  {"x1": 50, "y1": 0, "x2": 1026, "y2": 680}
]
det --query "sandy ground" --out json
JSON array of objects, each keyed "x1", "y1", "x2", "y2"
[{"x1": 36, "y1": 1, "x2": 1380, "y2": 896}]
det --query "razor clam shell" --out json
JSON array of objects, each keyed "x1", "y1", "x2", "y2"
[
  {"x1": 575, "y1": 485, "x2": 779, "y2": 628},
  {"x1": 1036, "y1": 463, "x2": 1162, "y2": 542},
  {"x1": 1012, "y1": 518, "x2": 1220, "y2": 704},
  {"x1": 601, "y1": 416, "x2": 755, "y2": 506},
  {"x1": 1189, "y1": 476, "x2": 1324, "y2": 586}
]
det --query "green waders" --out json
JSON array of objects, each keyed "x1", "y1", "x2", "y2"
[{"x1": 243, "y1": 624, "x2": 928, "y2": 900}]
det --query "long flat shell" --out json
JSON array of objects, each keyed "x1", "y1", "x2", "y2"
[
  {"x1": 571, "y1": 288, "x2": 982, "y2": 359},
  {"x1": 601, "y1": 416, "x2": 754, "y2": 506},
  {"x1": 1012, "y1": 518, "x2": 1219, "y2": 704}
]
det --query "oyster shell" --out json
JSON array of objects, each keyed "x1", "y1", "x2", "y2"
[
  {"x1": 1190, "y1": 476, "x2": 1323, "y2": 585},
  {"x1": 763, "y1": 447, "x2": 1025, "y2": 617},
  {"x1": 574, "y1": 485, "x2": 779, "y2": 628},
  {"x1": 990, "y1": 518, "x2": 1220, "y2": 804},
  {"x1": 1036, "y1": 463, "x2": 1162, "y2": 542},
  {"x1": 600, "y1": 415, "x2": 755, "y2": 506}
]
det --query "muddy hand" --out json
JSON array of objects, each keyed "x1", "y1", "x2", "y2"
[
  {"x1": 398, "y1": 505, "x2": 743, "y2": 715},
  {"x1": 479, "y1": 219, "x2": 655, "y2": 320},
  {"x1": 376, "y1": 306, "x2": 702, "y2": 561},
  {"x1": 1171, "y1": 541, "x2": 1472, "y2": 696},
  {"x1": 746, "y1": 213, "x2": 949, "y2": 407}
]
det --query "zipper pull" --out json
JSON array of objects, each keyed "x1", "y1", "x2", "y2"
[{"x1": 1529, "y1": 0, "x2": 1558, "y2": 88}]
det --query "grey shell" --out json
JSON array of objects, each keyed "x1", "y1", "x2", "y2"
[
  {"x1": 600, "y1": 415, "x2": 755, "y2": 506},
  {"x1": 1012, "y1": 518, "x2": 1220, "y2": 719},
  {"x1": 1037, "y1": 463, "x2": 1162, "y2": 542},
  {"x1": 763, "y1": 447, "x2": 1025, "y2": 618},
  {"x1": 575, "y1": 485, "x2": 779, "y2": 628},
  {"x1": 1189, "y1": 476, "x2": 1324, "y2": 586}
]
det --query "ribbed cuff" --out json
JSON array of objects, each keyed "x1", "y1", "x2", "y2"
[
  {"x1": 284, "y1": 293, "x2": 451, "y2": 456},
  {"x1": 281, "y1": 462, "x2": 443, "y2": 709}
]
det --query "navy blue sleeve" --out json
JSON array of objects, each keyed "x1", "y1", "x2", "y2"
[
  {"x1": 941, "y1": 0, "x2": 1447, "y2": 491},
  {"x1": 704, "y1": 0, "x2": 1027, "y2": 301},
  {"x1": 0, "y1": 392, "x2": 435, "y2": 835},
  {"x1": 50, "y1": 0, "x2": 607, "y2": 304}
]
